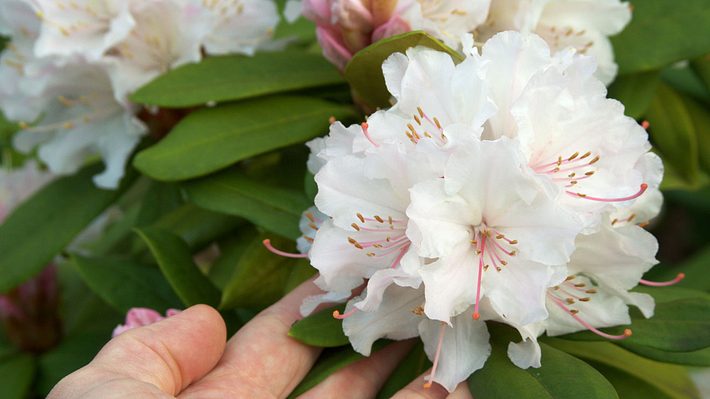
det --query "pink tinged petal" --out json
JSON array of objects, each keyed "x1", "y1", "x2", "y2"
[
  {"x1": 421, "y1": 242, "x2": 479, "y2": 323},
  {"x1": 112, "y1": 308, "x2": 180, "y2": 337},
  {"x1": 372, "y1": 15, "x2": 411, "y2": 41},
  {"x1": 300, "y1": 290, "x2": 351, "y2": 317},
  {"x1": 315, "y1": 27, "x2": 353, "y2": 70},
  {"x1": 342, "y1": 285, "x2": 422, "y2": 356},
  {"x1": 419, "y1": 310, "x2": 491, "y2": 392},
  {"x1": 355, "y1": 265, "x2": 421, "y2": 312}
]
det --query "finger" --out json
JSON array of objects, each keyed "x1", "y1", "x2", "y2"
[
  {"x1": 48, "y1": 305, "x2": 226, "y2": 398},
  {"x1": 447, "y1": 382, "x2": 474, "y2": 399},
  {"x1": 299, "y1": 340, "x2": 416, "y2": 399},
  {"x1": 391, "y1": 369, "x2": 449, "y2": 399},
  {"x1": 181, "y1": 278, "x2": 325, "y2": 399}
]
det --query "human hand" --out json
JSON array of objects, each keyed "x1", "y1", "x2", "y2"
[{"x1": 48, "y1": 280, "x2": 472, "y2": 399}]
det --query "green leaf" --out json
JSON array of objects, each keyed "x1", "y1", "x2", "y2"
[
  {"x1": 136, "y1": 227, "x2": 221, "y2": 307},
  {"x1": 208, "y1": 226, "x2": 258, "y2": 290},
  {"x1": 469, "y1": 340, "x2": 617, "y2": 399},
  {"x1": 561, "y1": 295, "x2": 710, "y2": 352},
  {"x1": 151, "y1": 204, "x2": 243, "y2": 250},
  {"x1": 681, "y1": 94, "x2": 710, "y2": 175},
  {"x1": 646, "y1": 83, "x2": 700, "y2": 184},
  {"x1": 546, "y1": 339, "x2": 699, "y2": 399},
  {"x1": 289, "y1": 305, "x2": 348, "y2": 348},
  {"x1": 72, "y1": 255, "x2": 182, "y2": 313},
  {"x1": 220, "y1": 234, "x2": 305, "y2": 309},
  {"x1": 0, "y1": 165, "x2": 129, "y2": 292},
  {"x1": 607, "y1": 71, "x2": 660, "y2": 119},
  {"x1": 288, "y1": 341, "x2": 389, "y2": 398},
  {"x1": 345, "y1": 31, "x2": 463, "y2": 109},
  {"x1": 618, "y1": 343, "x2": 710, "y2": 367},
  {"x1": 37, "y1": 332, "x2": 108, "y2": 396},
  {"x1": 134, "y1": 181, "x2": 183, "y2": 227},
  {"x1": 134, "y1": 96, "x2": 354, "y2": 181},
  {"x1": 661, "y1": 65, "x2": 710, "y2": 103},
  {"x1": 645, "y1": 248, "x2": 710, "y2": 293},
  {"x1": 185, "y1": 169, "x2": 310, "y2": 240},
  {"x1": 131, "y1": 51, "x2": 342, "y2": 108},
  {"x1": 613, "y1": 0, "x2": 710, "y2": 74},
  {"x1": 0, "y1": 353, "x2": 35, "y2": 399},
  {"x1": 377, "y1": 342, "x2": 431, "y2": 398},
  {"x1": 590, "y1": 363, "x2": 674, "y2": 399},
  {"x1": 691, "y1": 55, "x2": 710, "y2": 93}
]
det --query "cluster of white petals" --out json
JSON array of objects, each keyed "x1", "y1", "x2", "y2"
[
  {"x1": 0, "y1": 0, "x2": 279, "y2": 188},
  {"x1": 295, "y1": 31, "x2": 663, "y2": 391}
]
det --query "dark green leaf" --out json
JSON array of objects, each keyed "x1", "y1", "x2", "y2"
[
  {"x1": 545, "y1": 340, "x2": 699, "y2": 399},
  {"x1": 0, "y1": 164, "x2": 129, "y2": 292},
  {"x1": 661, "y1": 65, "x2": 710, "y2": 103},
  {"x1": 72, "y1": 255, "x2": 182, "y2": 313},
  {"x1": 377, "y1": 342, "x2": 431, "y2": 398},
  {"x1": 134, "y1": 181, "x2": 183, "y2": 227},
  {"x1": 613, "y1": 0, "x2": 710, "y2": 74},
  {"x1": 0, "y1": 353, "x2": 35, "y2": 399},
  {"x1": 208, "y1": 226, "x2": 258, "y2": 289},
  {"x1": 289, "y1": 305, "x2": 348, "y2": 348},
  {"x1": 288, "y1": 341, "x2": 389, "y2": 398},
  {"x1": 37, "y1": 333, "x2": 109, "y2": 396},
  {"x1": 136, "y1": 228, "x2": 221, "y2": 307},
  {"x1": 691, "y1": 55, "x2": 710, "y2": 93},
  {"x1": 590, "y1": 363, "x2": 674, "y2": 399},
  {"x1": 131, "y1": 52, "x2": 342, "y2": 107},
  {"x1": 469, "y1": 340, "x2": 617, "y2": 399},
  {"x1": 220, "y1": 234, "x2": 305, "y2": 309},
  {"x1": 681, "y1": 94, "x2": 710, "y2": 175},
  {"x1": 646, "y1": 83, "x2": 700, "y2": 184},
  {"x1": 618, "y1": 343, "x2": 710, "y2": 367},
  {"x1": 134, "y1": 96, "x2": 354, "y2": 181},
  {"x1": 185, "y1": 169, "x2": 310, "y2": 240},
  {"x1": 607, "y1": 71, "x2": 660, "y2": 119},
  {"x1": 151, "y1": 204, "x2": 243, "y2": 250},
  {"x1": 345, "y1": 31, "x2": 463, "y2": 109},
  {"x1": 645, "y1": 248, "x2": 710, "y2": 293}
]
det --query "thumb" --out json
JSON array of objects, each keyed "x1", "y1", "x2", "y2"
[{"x1": 49, "y1": 305, "x2": 226, "y2": 398}]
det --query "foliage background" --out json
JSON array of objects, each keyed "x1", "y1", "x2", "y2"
[{"x1": 0, "y1": 0, "x2": 708, "y2": 398}]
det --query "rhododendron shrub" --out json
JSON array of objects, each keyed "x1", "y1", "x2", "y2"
[{"x1": 0, "y1": 0, "x2": 708, "y2": 397}]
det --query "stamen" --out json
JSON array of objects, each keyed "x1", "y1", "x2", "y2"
[
  {"x1": 568, "y1": 184, "x2": 648, "y2": 202},
  {"x1": 361, "y1": 122, "x2": 379, "y2": 147},
  {"x1": 550, "y1": 296, "x2": 632, "y2": 340},
  {"x1": 424, "y1": 323, "x2": 446, "y2": 389},
  {"x1": 640, "y1": 273, "x2": 685, "y2": 287},
  {"x1": 641, "y1": 120, "x2": 650, "y2": 129},
  {"x1": 262, "y1": 239, "x2": 308, "y2": 258},
  {"x1": 472, "y1": 233, "x2": 486, "y2": 320},
  {"x1": 332, "y1": 308, "x2": 357, "y2": 319}
]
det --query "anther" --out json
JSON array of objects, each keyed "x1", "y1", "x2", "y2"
[
  {"x1": 351, "y1": 223, "x2": 360, "y2": 231},
  {"x1": 333, "y1": 308, "x2": 357, "y2": 319}
]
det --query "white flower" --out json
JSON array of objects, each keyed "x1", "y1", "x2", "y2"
[
  {"x1": 32, "y1": 0, "x2": 135, "y2": 61},
  {"x1": 13, "y1": 61, "x2": 146, "y2": 189},
  {"x1": 478, "y1": 0, "x2": 632, "y2": 84},
  {"x1": 104, "y1": 0, "x2": 212, "y2": 99},
  {"x1": 0, "y1": 161, "x2": 54, "y2": 221},
  {"x1": 196, "y1": 0, "x2": 280, "y2": 56}
]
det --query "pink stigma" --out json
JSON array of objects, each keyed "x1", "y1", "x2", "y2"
[
  {"x1": 361, "y1": 122, "x2": 379, "y2": 147},
  {"x1": 551, "y1": 297, "x2": 632, "y2": 341},
  {"x1": 424, "y1": 323, "x2": 446, "y2": 389},
  {"x1": 332, "y1": 308, "x2": 357, "y2": 319},
  {"x1": 640, "y1": 273, "x2": 685, "y2": 287},
  {"x1": 568, "y1": 183, "x2": 648, "y2": 203},
  {"x1": 262, "y1": 239, "x2": 308, "y2": 259},
  {"x1": 641, "y1": 120, "x2": 650, "y2": 130}
]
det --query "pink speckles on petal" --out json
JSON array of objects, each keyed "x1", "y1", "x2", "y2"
[{"x1": 112, "y1": 307, "x2": 181, "y2": 337}]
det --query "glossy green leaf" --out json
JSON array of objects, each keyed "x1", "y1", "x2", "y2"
[
  {"x1": 613, "y1": 0, "x2": 710, "y2": 74},
  {"x1": 289, "y1": 305, "x2": 349, "y2": 348},
  {"x1": 151, "y1": 204, "x2": 242, "y2": 250},
  {"x1": 0, "y1": 353, "x2": 35, "y2": 399},
  {"x1": 0, "y1": 165, "x2": 129, "y2": 292},
  {"x1": 646, "y1": 83, "x2": 699, "y2": 184},
  {"x1": 185, "y1": 170, "x2": 310, "y2": 240},
  {"x1": 661, "y1": 65, "x2": 710, "y2": 103},
  {"x1": 561, "y1": 295, "x2": 710, "y2": 352},
  {"x1": 691, "y1": 55, "x2": 710, "y2": 92},
  {"x1": 220, "y1": 234, "x2": 306, "y2": 309},
  {"x1": 208, "y1": 226, "x2": 258, "y2": 289},
  {"x1": 136, "y1": 227, "x2": 221, "y2": 307},
  {"x1": 469, "y1": 340, "x2": 617, "y2": 399},
  {"x1": 546, "y1": 339, "x2": 699, "y2": 399},
  {"x1": 131, "y1": 51, "x2": 342, "y2": 107},
  {"x1": 681, "y1": 94, "x2": 710, "y2": 175},
  {"x1": 72, "y1": 255, "x2": 182, "y2": 313},
  {"x1": 377, "y1": 342, "x2": 431, "y2": 398},
  {"x1": 134, "y1": 96, "x2": 354, "y2": 181},
  {"x1": 591, "y1": 363, "x2": 674, "y2": 399},
  {"x1": 288, "y1": 341, "x2": 389, "y2": 398},
  {"x1": 134, "y1": 181, "x2": 183, "y2": 227},
  {"x1": 345, "y1": 31, "x2": 463, "y2": 109},
  {"x1": 618, "y1": 343, "x2": 710, "y2": 367},
  {"x1": 607, "y1": 71, "x2": 660, "y2": 119}
]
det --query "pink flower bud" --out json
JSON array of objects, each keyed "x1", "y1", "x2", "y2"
[{"x1": 112, "y1": 307, "x2": 181, "y2": 337}]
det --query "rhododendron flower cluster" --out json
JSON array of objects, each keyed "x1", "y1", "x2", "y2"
[
  {"x1": 265, "y1": 31, "x2": 670, "y2": 391},
  {"x1": 0, "y1": 0, "x2": 279, "y2": 189}
]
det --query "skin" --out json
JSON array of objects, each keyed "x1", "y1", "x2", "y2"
[{"x1": 48, "y1": 279, "x2": 473, "y2": 399}]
